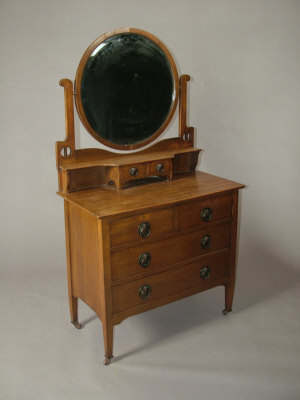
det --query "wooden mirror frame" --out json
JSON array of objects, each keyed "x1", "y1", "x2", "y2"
[{"x1": 74, "y1": 28, "x2": 179, "y2": 151}]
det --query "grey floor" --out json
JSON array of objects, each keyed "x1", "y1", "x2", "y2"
[{"x1": 1, "y1": 249, "x2": 300, "y2": 400}]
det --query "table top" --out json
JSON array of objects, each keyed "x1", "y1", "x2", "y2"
[{"x1": 58, "y1": 171, "x2": 244, "y2": 219}]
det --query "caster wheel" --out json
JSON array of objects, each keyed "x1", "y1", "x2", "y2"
[
  {"x1": 103, "y1": 357, "x2": 112, "y2": 366},
  {"x1": 71, "y1": 321, "x2": 82, "y2": 329},
  {"x1": 222, "y1": 309, "x2": 232, "y2": 315}
]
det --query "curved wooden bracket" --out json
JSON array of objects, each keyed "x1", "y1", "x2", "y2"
[
  {"x1": 179, "y1": 75, "x2": 194, "y2": 146},
  {"x1": 56, "y1": 79, "x2": 76, "y2": 168}
]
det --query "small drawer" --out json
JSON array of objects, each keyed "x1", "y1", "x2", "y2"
[
  {"x1": 121, "y1": 163, "x2": 148, "y2": 181},
  {"x1": 110, "y1": 207, "x2": 175, "y2": 248},
  {"x1": 177, "y1": 193, "x2": 233, "y2": 230},
  {"x1": 112, "y1": 251, "x2": 230, "y2": 314},
  {"x1": 111, "y1": 222, "x2": 231, "y2": 282},
  {"x1": 148, "y1": 159, "x2": 172, "y2": 177}
]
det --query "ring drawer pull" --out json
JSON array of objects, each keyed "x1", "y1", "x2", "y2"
[
  {"x1": 138, "y1": 222, "x2": 151, "y2": 238},
  {"x1": 201, "y1": 234, "x2": 212, "y2": 250},
  {"x1": 201, "y1": 207, "x2": 212, "y2": 222},
  {"x1": 139, "y1": 284, "x2": 152, "y2": 299},
  {"x1": 129, "y1": 167, "x2": 138, "y2": 177},
  {"x1": 138, "y1": 252, "x2": 151, "y2": 268},
  {"x1": 200, "y1": 266, "x2": 211, "y2": 280},
  {"x1": 156, "y1": 163, "x2": 164, "y2": 173}
]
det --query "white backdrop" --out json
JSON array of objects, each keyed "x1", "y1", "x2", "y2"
[{"x1": 1, "y1": 1, "x2": 299, "y2": 399}]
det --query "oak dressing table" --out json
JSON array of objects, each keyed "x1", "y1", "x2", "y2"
[{"x1": 56, "y1": 28, "x2": 244, "y2": 365}]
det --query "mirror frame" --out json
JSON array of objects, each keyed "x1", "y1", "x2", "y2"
[{"x1": 74, "y1": 28, "x2": 179, "y2": 151}]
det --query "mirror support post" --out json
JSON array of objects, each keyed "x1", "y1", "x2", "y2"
[
  {"x1": 179, "y1": 75, "x2": 194, "y2": 146},
  {"x1": 56, "y1": 79, "x2": 76, "y2": 169}
]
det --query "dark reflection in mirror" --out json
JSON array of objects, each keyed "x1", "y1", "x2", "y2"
[{"x1": 80, "y1": 33, "x2": 174, "y2": 146}]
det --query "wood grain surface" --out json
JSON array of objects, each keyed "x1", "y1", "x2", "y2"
[{"x1": 58, "y1": 171, "x2": 244, "y2": 219}]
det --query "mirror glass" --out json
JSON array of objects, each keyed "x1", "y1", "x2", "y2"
[{"x1": 76, "y1": 31, "x2": 178, "y2": 149}]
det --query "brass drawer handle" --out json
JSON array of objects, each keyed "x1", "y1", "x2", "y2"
[
  {"x1": 139, "y1": 284, "x2": 152, "y2": 299},
  {"x1": 138, "y1": 252, "x2": 151, "y2": 268},
  {"x1": 201, "y1": 207, "x2": 212, "y2": 222},
  {"x1": 138, "y1": 222, "x2": 151, "y2": 238},
  {"x1": 156, "y1": 163, "x2": 164, "y2": 173},
  {"x1": 201, "y1": 234, "x2": 211, "y2": 250},
  {"x1": 200, "y1": 266, "x2": 211, "y2": 280},
  {"x1": 129, "y1": 167, "x2": 138, "y2": 177}
]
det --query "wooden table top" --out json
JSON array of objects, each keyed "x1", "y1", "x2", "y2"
[{"x1": 58, "y1": 171, "x2": 244, "y2": 219}]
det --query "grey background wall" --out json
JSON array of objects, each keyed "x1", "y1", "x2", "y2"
[{"x1": 1, "y1": 1, "x2": 299, "y2": 399}]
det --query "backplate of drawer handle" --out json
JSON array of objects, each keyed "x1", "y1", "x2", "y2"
[
  {"x1": 129, "y1": 167, "x2": 138, "y2": 177},
  {"x1": 156, "y1": 163, "x2": 164, "y2": 173},
  {"x1": 201, "y1": 207, "x2": 213, "y2": 222},
  {"x1": 200, "y1": 266, "x2": 211, "y2": 280},
  {"x1": 138, "y1": 252, "x2": 151, "y2": 268},
  {"x1": 138, "y1": 222, "x2": 151, "y2": 239},
  {"x1": 139, "y1": 284, "x2": 152, "y2": 299},
  {"x1": 201, "y1": 234, "x2": 212, "y2": 250}
]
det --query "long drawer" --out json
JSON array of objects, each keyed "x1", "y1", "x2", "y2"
[
  {"x1": 111, "y1": 222, "x2": 231, "y2": 283},
  {"x1": 112, "y1": 251, "x2": 230, "y2": 314}
]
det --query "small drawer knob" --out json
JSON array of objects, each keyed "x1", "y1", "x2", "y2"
[
  {"x1": 139, "y1": 284, "x2": 152, "y2": 299},
  {"x1": 138, "y1": 222, "x2": 151, "y2": 239},
  {"x1": 129, "y1": 167, "x2": 138, "y2": 177},
  {"x1": 138, "y1": 252, "x2": 151, "y2": 268},
  {"x1": 201, "y1": 207, "x2": 212, "y2": 222},
  {"x1": 200, "y1": 266, "x2": 211, "y2": 280},
  {"x1": 201, "y1": 234, "x2": 212, "y2": 250},
  {"x1": 156, "y1": 163, "x2": 164, "y2": 173}
]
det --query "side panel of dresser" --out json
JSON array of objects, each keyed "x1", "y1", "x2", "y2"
[{"x1": 64, "y1": 201, "x2": 114, "y2": 360}]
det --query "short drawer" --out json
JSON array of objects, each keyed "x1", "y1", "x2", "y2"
[
  {"x1": 121, "y1": 163, "x2": 148, "y2": 181},
  {"x1": 112, "y1": 251, "x2": 230, "y2": 314},
  {"x1": 177, "y1": 193, "x2": 233, "y2": 230},
  {"x1": 111, "y1": 222, "x2": 231, "y2": 283},
  {"x1": 148, "y1": 159, "x2": 172, "y2": 177},
  {"x1": 110, "y1": 207, "x2": 175, "y2": 248}
]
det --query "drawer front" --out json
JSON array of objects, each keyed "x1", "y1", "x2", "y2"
[
  {"x1": 110, "y1": 207, "x2": 175, "y2": 248},
  {"x1": 177, "y1": 193, "x2": 233, "y2": 230},
  {"x1": 112, "y1": 252, "x2": 230, "y2": 314},
  {"x1": 148, "y1": 159, "x2": 172, "y2": 177},
  {"x1": 111, "y1": 222, "x2": 231, "y2": 283},
  {"x1": 121, "y1": 163, "x2": 148, "y2": 181}
]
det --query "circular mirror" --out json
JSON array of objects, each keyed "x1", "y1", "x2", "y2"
[{"x1": 75, "y1": 28, "x2": 179, "y2": 150}]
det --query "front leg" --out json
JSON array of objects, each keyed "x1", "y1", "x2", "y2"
[
  {"x1": 223, "y1": 283, "x2": 234, "y2": 315},
  {"x1": 69, "y1": 295, "x2": 81, "y2": 328},
  {"x1": 64, "y1": 201, "x2": 81, "y2": 329},
  {"x1": 102, "y1": 320, "x2": 114, "y2": 365}
]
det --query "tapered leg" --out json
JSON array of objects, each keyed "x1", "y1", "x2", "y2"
[
  {"x1": 223, "y1": 190, "x2": 239, "y2": 316},
  {"x1": 69, "y1": 295, "x2": 81, "y2": 329},
  {"x1": 102, "y1": 321, "x2": 113, "y2": 365},
  {"x1": 64, "y1": 200, "x2": 81, "y2": 329},
  {"x1": 223, "y1": 283, "x2": 234, "y2": 315}
]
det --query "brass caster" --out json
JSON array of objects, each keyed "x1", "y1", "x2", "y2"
[
  {"x1": 222, "y1": 309, "x2": 232, "y2": 315},
  {"x1": 103, "y1": 357, "x2": 112, "y2": 366},
  {"x1": 71, "y1": 321, "x2": 82, "y2": 329}
]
